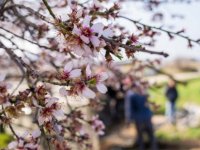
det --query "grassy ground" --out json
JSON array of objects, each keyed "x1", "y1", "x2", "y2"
[
  {"x1": 149, "y1": 78, "x2": 200, "y2": 114},
  {"x1": 149, "y1": 78, "x2": 200, "y2": 142},
  {"x1": 0, "y1": 133, "x2": 12, "y2": 149},
  {"x1": 156, "y1": 126, "x2": 200, "y2": 142}
]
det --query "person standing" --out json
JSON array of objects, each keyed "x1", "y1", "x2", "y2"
[
  {"x1": 124, "y1": 84, "x2": 157, "y2": 150},
  {"x1": 165, "y1": 79, "x2": 179, "y2": 124}
]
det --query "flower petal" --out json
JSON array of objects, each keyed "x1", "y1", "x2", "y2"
[
  {"x1": 59, "y1": 87, "x2": 68, "y2": 96},
  {"x1": 72, "y1": 25, "x2": 81, "y2": 36},
  {"x1": 67, "y1": 0, "x2": 76, "y2": 9},
  {"x1": 103, "y1": 28, "x2": 114, "y2": 38},
  {"x1": 96, "y1": 83, "x2": 107, "y2": 93},
  {"x1": 8, "y1": 141, "x2": 18, "y2": 149},
  {"x1": 46, "y1": 97, "x2": 59, "y2": 107},
  {"x1": 90, "y1": 36, "x2": 100, "y2": 47},
  {"x1": 82, "y1": 87, "x2": 96, "y2": 99},
  {"x1": 86, "y1": 65, "x2": 92, "y2": 77},
  {"x1": 0, "y1": 74, "x2": 6, "y2": 82},
  {"x1": 80, "y1": 35, "x2": 90, "y2": 44},
  {"x1": 93, "y1": 0, "x2": 102, "y2": 8},
  {"x1": 64, "y1": 62, "x2": 73, "y2": 73},
  {"x1": 32, "y1": 129, "x2": 41, "y2": 138},
  {"x1": 38, "y1": 114, "x2": 45, "y2": 126},
  {"x1": 91, "y1": 23, "x2": 104, "y2": 35},
  {"x1": 83, "y1": 15, "x2": 91, "y2": 27},
  {"x1": 76, "y1": 9, "x2": 83, "y2": 18},
  {"x1": 25, "y1": 143, "x2": 38, "y2": 149},
  {"x1": 99, "y1": 72, "x2": 108, "y2": 81},
  {"x1": 83, "y1": 44, "x2": 92, "y2": 56},
  {"x1": 69, "y1": 69, "x2": 81, "y2": 78},
  {"x1": 18, "y1": 140, "x2": 24, "y2": 147},
  {"x1": 6, "y1": 83, "x2": 12, "y2": 89},
  {"x1": 74, "y1": 46, "x2": 84, "y2": 56},
  {"x1": 53, "y1": 110, "x2": 65, "y2": 119}
]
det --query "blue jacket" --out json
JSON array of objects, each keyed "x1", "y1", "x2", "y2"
[
  {"x1": 125, "y1": 91, "x2": 152, "y2": 122},
  {"x1": 165, "y1": 86, "x2": 178, "y2": 102}
]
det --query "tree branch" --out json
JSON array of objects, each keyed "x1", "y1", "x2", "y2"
[
  {"x1": 118, "y1": 15, "x2": 200, "y2": 46},
  {"x1": 0, "y1": 27, "x2": 56, "y2": 51},
  {"x1": 42, "y1": 0, "x2": 56, "y2": 19},
  {"x1": 104, "y1": 37, "x2": 169, "y2": 57}
]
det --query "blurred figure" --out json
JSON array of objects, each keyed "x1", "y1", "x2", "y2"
[
  {"x1": 124, "y1": 81, "x2": 157, "y2": 150},
  {"x1": 165, "y1": 79, "x2": 178, "y2": 124}
]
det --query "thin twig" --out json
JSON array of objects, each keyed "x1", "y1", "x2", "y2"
[
  {"x1": 6, "y1": 4, "x2": 53, "y2": 24},
  {"x1": 118, "y1": 15, "x2": 200, "y2": 46},
  {"x1": 104, "y1": 37, "x2": 169, "y2": 57},
  {"x1": 1, "y1": 106, "x2": 19, "y2": 139},
  {"x1": 0, "y1": 27, "x2": 56, "y2": 51},
  {"x1": 11, "y1": 75, "x2": 25, "y2": 95},
  {"x1": 42, "y1": 0, "x2": 56, "y2": 19}
]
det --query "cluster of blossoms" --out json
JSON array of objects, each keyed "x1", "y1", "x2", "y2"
[
  {"x1": 8, "y1": 130, "x2": 41, "y2": 150},
  {"x1": 0, "y1": 1, "x2": 135, "y2": 147},
  {"x1": 56, "y1": 0, "x2": 122, "y2": 58},
  {"x1": 90, "y1": 115, "x2": 105, "y2": 135},
  {"x1": 1, "y1": 0, "x2": 192, "y2": 149},
  {"x1": 0, "y1": 80, "x2": 105, "y2": 149},
  {"x1": 59, "y1": 62, "x2": 108, "y2": 99},
  {"x1": 0, "y1": 0, "x2": 146, "y2": 148},
  {"x1": 35, "y1": 97, "x2": 66, "y2": 126},
  {"x1": 71, "y1": 15, "x2": 114, "y2": 55}
]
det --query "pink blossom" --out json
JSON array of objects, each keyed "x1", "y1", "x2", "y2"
[
  {"x1": 75, "y1": 81, "x2": 96, "y2": 99},
  {"x1": 62, "y1": 61, "x2": 81, "y2": 79},
  {"x1": 72, "y1": 42, "x2": 93, "y2": 57},
  {"x1": 86, "y1": 65, "x2": 108, "y2": 93},
  {"x1": 91, "y1": 115, "x2": 105, "y2": 135},
  {"x1": 72, "y1": 15, "x2": 113, "y2": 47},
  {"x1": 8, "y1": 130, "x2": 41, "y2": 150},
  {"x1": 31, "y1": 129, "x2": 41, "y2": 139},
  {"x1": 80, "y1": 86, "x2": 96, "y2": 99},
  {"x1": 38, "y1": 97, "x2": 65, "y2": 125},
  {"x1": 59, "y1": 87, "x2": 68, "y2": 96}
]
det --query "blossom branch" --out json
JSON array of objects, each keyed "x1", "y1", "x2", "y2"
[
  {"x1": 4, "y1": 4, "x2": 52, "y2": 24},
  {"x1": 104, "y1": 37, "x2": 169, "y2": 57},
  {"x1": 42, "y1": 0, "x2": 56, "y2": 19},
  {"x1": 118, "y1": 15, "x2": 200, "y2": 46},
  {"x1": 1, "y1": 106, "x2": 19, "y2": 140},
  {"x1": 0, "y1": 27, "x2": 57, "y2": 51}
]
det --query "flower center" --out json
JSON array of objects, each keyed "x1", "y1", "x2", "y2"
[
  {"x1": 62, "y1": 71, "x2": 70, "y2": 79},
  {"x1": 0, "y1": 85, "x2": 7, "y2": 93},
  {"x1": 81, "y1": 27, "x2": 92, "y2": 37},
  {"x1": 42, "y1": 107, "x2": 53, "y2": 117}
]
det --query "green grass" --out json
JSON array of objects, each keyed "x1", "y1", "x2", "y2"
[
  {"x1": 156, "y1": 127, "x2": 200, "y2": 142},
  {"x1": 149, "y1": 78, "x2": 200, "y2": 114},
  {"x1": 0, "y1": 133, "x2": 12, "y2": 149},
  {"x1": 150, "y1": 78, "x2": 200, "y2": 141}
]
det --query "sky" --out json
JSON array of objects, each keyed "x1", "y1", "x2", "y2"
[
  {"x1": 1, "y1": 0, "x2": 200, "y2": 63},
  {"x1": 118, "y1": 1, "x2": 200, "y2": 62}
]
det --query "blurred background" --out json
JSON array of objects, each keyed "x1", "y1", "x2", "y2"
[
  {"x1": 1, "y1": 0, "x2": 200, "y2": 150},
  {"x1": 97, "y1": 1, "x2": 200, "y2": 149}
]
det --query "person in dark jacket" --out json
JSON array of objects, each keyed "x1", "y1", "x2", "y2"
[
  {"x1": 165, "y1": 79, "x2": 178, "y2": 124},
  {"x1": 125, "y1": 85, "x2": 157, "y2": 150}
]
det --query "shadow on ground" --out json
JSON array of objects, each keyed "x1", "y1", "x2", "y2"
[{"x1": 109, "y1": 140, "x2": 200, "y2": 150}]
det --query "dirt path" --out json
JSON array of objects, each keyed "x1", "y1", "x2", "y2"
[{"x1": 99, "y1": 115, "x2": 200, "y2": 150}]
